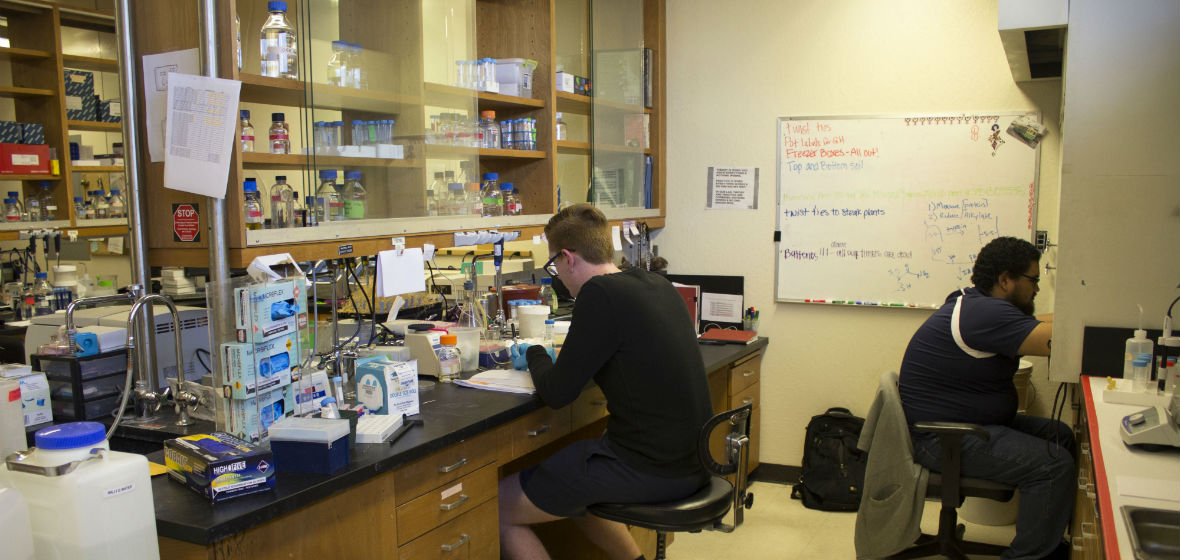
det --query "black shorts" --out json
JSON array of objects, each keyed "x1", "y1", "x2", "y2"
[{"x1": 520, "y1": 436, "x2": 708, "y2": 518}]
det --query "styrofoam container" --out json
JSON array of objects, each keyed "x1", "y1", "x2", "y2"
[
  {"x1": 268, "y1": 417, "x2": 350, "y2": 474},
  {"x1": 0, "y1": 422, "x2": 159, "y2": 559},
  {"x1": 495, "y1": 58, "x2": 537, "y2": 98}
]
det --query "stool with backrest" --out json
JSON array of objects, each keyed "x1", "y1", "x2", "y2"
[
  {"x1": 857, "y1": 371, "x2": 1015, "y2": 560},
  {"x1": 588, "y1": 403, "x2": 755, "y2": 560}
]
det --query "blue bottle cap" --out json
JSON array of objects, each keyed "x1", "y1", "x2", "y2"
[
  {"x1": 540, "y1": 277, "x2": 552, "y2": 285},
  {"x1": 332, "y1": 40, "x2": 348, "y2": 49},
  {"x1": 110, "y1": 189, "x2": 120, "y2": 195},
  {"x1": 318, "y1": 169, "x2": 337, "y2": 179},
  {"x1": 320, "y1": 396, "x2": 337, "y2": 406},
  {"x1": 352, "y1": 120, "x2": 365, "y2": 125},
  {"x1": 500, "y1": 183, "x2": 514, "y2": 191},
  {"x1": 314, "y1": 121, "x2": 325, "y2": 127},
  {"x1": 331, "y1": 376, "x2": 342, "y2": 383},
  {"x1": 7, "y1": 191, "x2": 16, "y2": 197},
  {"x1": 275, "y1": 175, "x2": 286, "y2": 181},
  {"x1": 345, "y1": 170, "x2": 362, "y2": 180},
  {"x1": 240, "y1": 109, "x2": 250, "y2": 119},
  {"x1": 244, "y1": 178, "x2": 258, "y2": 191},
  {"x1": 35, "y1": 421, "x2": 105, "y2": 450},
  {"x1": 350, "y1": 43, "x2": 362, "y2": 51},
  {"x1": 268, "y1": 1, "x2": 287, "y2": 12},
  {"x1": 334, "y1": 120, "x2": 344, "y2": 126},
  {"x1": 35, "y1": 271, "x2": 47, "y2": 278},
  {"x1": 73, "y1": 197, "x2": 83, "y2": 202},
  {"x1": 482, "y1": 172, "x2": 498, "y2": 180},
  {"x1": 3, "y1": 198, "x2": 13, "y2": 204},
  {"x1": 306, "y1": 195, "x2": 316, "y2": 204},
  {"x1": 1133, "y1": 356, "x2": 1150, "y2": 367},
  {"x1": 271, "y1": 112, "x2": 285, "y2": 122},
  {"x1": 545, "y1": 319, "x2": 555, "y2": 324},
  {"x1": 39, "y1": 181, "x2": 49, "y2": 187}
]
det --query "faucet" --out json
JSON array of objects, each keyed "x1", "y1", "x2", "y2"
[
  {"x1": 124, "y1": 293, "x2": 199, "y2": 426},
  {"x1": 64, "y1": 288, "x2": 138, "y2": 355}
]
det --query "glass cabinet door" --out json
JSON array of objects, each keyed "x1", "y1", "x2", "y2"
[{"x1": 590, "y1": 0, "x2": 648, "y2": 211}]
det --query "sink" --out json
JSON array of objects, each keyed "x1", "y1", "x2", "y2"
[{"x1": 1122, "y1": 506, "x2": 1180, "y2": 560}]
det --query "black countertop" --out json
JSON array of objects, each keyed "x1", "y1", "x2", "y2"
[{"x1": 153, "y1": 337, "x2": 767, "y2": 545}]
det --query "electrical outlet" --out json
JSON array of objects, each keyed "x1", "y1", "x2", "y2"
[{"x1": 1035, "y1": 230, "x2": 1049, "y2": 251}]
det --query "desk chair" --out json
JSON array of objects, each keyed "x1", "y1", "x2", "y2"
[
  {"x1": 873, "y1": 372, "x2": 1015, "y2": 559},
  {"x1": 588, "y1": 404, "x2": 755, "y2": 560}
]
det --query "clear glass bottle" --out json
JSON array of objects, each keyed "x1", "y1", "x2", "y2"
[
  {"x1": 290, "y1": 194, "x2": 305, "y2": 228},
  {"x1": 465, "y1": 182, "x2": 483, "y2": 216},
  {"x1": 93, "y1": 180, "x2": 109, "y2": 219},
  {"x1": 437, "y1": 335, "x2": 462, "y2": 383},
  {"x1": 26, "y1": 196, "x2": 40, "y2": 222},
  {"x1": 83, "y1": 192, "x2": 96, "y2": 220},
  {"x1": 28, "y1": 272, "x2": 53, "y2": 316},
  {"x1": 349, "y1": 43, "x2": 367, "y2": 90},
  {"x1": 316, "y1": 169, "x2": 342, "y2": 222},
  {"x1": 239, "y1": 110, "x2": 255, "y2": 152},
  {"x1": 304, "y1": 195, "x2": 319, "y2": 227},
  {"x1": 502, "y1": 183, "x2": 520, "y2": 216},
  {"x1": 269, "y1": 112, "x2": 290, "y2": 154},
  {"x1": 447, "y1": 182, "x2": 467, "y2": 215},
  {"x1": 269, "y1": 175, "x2": 294, "y2": 228},
  {"x1": 480, "y1": 173, "x2": 502, "y2": 217},
  {"x1": 480, "y1": 110, "x2": 500, "y2": 149},
  {"x1": 341, "y1": 170, "x2": 367, "y2": 220},
  {"x1": 73, "y1": 197, "x2": 85, "y2": 220},
  {"x1": 327, "y1": 40, "x2": 349, "y2": 87},
  {"x1": 4, "y1": 198, "x2": 20, "y2": 222},
  {"x1": 6, "y1": 192, "x2": 22, "y2": 220},
  {"x1": 260, "y1": 0, "x2": 298, "y2": 79},
  {"x1": 108, "y1": 188, "x2": 125, "y2": 219},
  {"x1": 555, "y1": 111, "x2": 568, "y2": 141},
  {"x1": 243, "y1": 178, "x2": 263, "y2": 230},
  {"x1": 37, "y1": 181, "x2": 55, "y2": 221},
  {"x1": 427, "y1": 171, "x2": 444, "y2": 216},
  {"x1": 540, "y1": 277, "x2": 558, "y2": 312}
]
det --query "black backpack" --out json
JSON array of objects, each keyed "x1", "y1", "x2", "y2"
[{"x1": 790, "y1": 407, "x2": 867, "y2": 511}]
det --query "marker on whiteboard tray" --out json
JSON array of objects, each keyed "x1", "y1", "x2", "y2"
[{"x1": 887, "y1": 302, "x2": 906, "y2": 307}]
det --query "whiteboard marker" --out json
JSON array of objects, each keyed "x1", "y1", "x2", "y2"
[
  {"x1": 887, "y1": 303, "x2": 906, "y2": 307},
  {"x1": 832, "y1": 300, "x2": 846, "y2": 305}
]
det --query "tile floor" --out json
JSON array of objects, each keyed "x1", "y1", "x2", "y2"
[{"x1": 670, "y1": 480, "x2": 1017, "y2": 559}]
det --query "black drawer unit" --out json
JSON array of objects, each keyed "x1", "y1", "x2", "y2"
[{"x1": 32, "y1": 350, "x2": 129, "y2": 421}]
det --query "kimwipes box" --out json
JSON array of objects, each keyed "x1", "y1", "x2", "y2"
[
  {"x1": 0, "y1": 144, "x2": 50, "y2": 175},
  {"x1": 164, "y1": 432, "x2": 275, "y2": 503}
]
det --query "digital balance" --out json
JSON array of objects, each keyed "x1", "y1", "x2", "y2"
[{"x1": 1121, "y1": 403, "x2": 1180, "y2": 449}]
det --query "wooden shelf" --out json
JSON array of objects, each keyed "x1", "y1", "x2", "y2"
[
  {"x1": 241, "y1": 151, "x2": 419, "y2": 169},
  {"x1": 477, "y1": 90, "x2": 545, "y2": 111},
  {"x1": 308, "y1": 82, "x2": 417, "y2": 114},
  {"x1": 71, "y1": 165, "x2": 124, "y2": 172},
  {"x1": 423, "y1": 83, "x2": 545, "y2": 112},
  {"x1": 424, "y1": 145, "x2": 545, "y2": 160},
  {"x1": 556, "y1": 91, "x2": 650, "y2": 115},
  {"x1": 239, "y1": 73, "x2": 306, "y2": 107},
  {"x1": 556, "y1": 140, "x2": 590, "y2": 155},
  {"x1": 479, "y1": 147, "x2": 546, "y2": 159},
  {"x1": 57, "y1": 5, "x2": 116, "y2": 32},
  {"x1": 67, "y1": 120, "x2": 122, "y2": 132},
  {"x1": 0, "y1": 173, "x2": 59, "y2": 181},
  {"x1": 62, "y1": 53, "x2": 118, "y2": 72},
  {"x1": 0, "y1": 46, "x2": 53, "y2": 61},
  {"x1": 0, "y1": 85, "x2": 54, "y2": 98}
]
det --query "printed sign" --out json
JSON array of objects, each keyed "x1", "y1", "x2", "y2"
[{"x1": 173, "y1": 203, "x2": 200, "y2": 242}]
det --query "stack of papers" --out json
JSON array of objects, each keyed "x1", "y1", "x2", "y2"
[{"x1": 455, "y1": 369, "x2": 535, "y2": 394}]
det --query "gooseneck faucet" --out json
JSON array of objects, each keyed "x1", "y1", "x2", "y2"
[{"x1": 124, "y1": 293, "x2": 198, "y2": 425}]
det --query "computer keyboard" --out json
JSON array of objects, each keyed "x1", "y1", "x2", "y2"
[{"x1": 355, "y1": 414, "x2": 403, "y2": 444}]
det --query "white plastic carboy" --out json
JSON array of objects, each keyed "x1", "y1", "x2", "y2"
[{"x1": 0, "y1": 421, "x2": 160, "y2": 559}]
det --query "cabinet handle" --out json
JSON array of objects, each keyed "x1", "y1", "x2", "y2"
[
  {"x1": 527, "y1": 424, "x2": 551, "y2": 437},
  {"x1": 439, "y1": 494, "x2": 470, "y2": 511},
  {"x1": 437, "y1": 457, "x2": 468, "y2": 473},
  {"x1": 741, "y1": 369, "x2": 755, "y2": 377},
  {"x1": 742, "y1": 397, "x2": 754, "y2": 405},
  {"x1": 440, "y1": 533, "x2": 469, "y2": 551}
]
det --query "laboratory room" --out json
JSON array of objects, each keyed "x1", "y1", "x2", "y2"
[{"x1": 0, "y1": 0, "x2": 1177, "y2": 559}]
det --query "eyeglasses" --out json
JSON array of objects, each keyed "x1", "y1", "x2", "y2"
[
  {"x1": 542, "y1": 252, "x2": 562, "y2": 278},
  {"x1": 1020, "y1": 273, "x2": 1040, "y2": 285}
]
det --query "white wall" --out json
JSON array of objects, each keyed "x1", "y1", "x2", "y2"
[
  {"x1": 663, "y1": 0, "x2": 1065, "y2": 465},
  {"x1": 1049, "y1": 0, "x2": 1180, "y2": 383}
]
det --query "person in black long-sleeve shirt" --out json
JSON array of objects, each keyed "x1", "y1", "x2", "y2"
[{"x1": 499, "y1": 203, "x2": 713, "y2": 560}]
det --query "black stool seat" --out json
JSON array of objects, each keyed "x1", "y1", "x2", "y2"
[
  {"x1": 589, "y1": 477, "x2": 735, "y2": 533},
  {"x1": 927, "y1": 473, "x2": 1015, "y2": 502}
]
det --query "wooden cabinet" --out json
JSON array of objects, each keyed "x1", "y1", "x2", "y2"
[
  {"x1": 0, "y1": 0, "x2": 127, "y2": 241},
  {"x1": 397, "y1": 463, "x2": 499, "y2": 546},
  {"x1": 397, "y1": 498, "x2": 499, "y2": 560},
  {"x1": 1071, "y1": 401, "x2": 1104, "y2": 559},
  {"x1": 132, "y1": 0, "x2": 666, "y2": 268},
  {"x1": 505, "y1": 404, "x2": 572, "y2": 459},
  {"x1": 570, "y1": 383, "x2": 607, "y2": 429},
  {"x1": 708, "y1": 349, "x2": 763, "y2": 475}
]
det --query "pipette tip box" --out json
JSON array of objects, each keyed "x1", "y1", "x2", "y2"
[{"x1": 267, "y1": 417, "x2": 350, "y2": 474}]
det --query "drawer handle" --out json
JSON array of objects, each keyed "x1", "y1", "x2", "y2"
[
  {"x1": 527, "y1": 424, "x2": 551, "y2": 437},
  {"x1": 741, "y1": 370, "x2": 755, "y2": 377},
  {"x1": 591, "y1": 400, "x2": 607, "y2": 406},
  {"x1": 440, "y1": 533, "x2": 469, "y2": 552},
  {"x1": 440, "y1": 494, "x2": 470, "y2": 511},
  {"x1": 742, "y1": 397, "x2": 754, "y2": 405},
  {"x1": 437, "y1": 457, "x2": 468, "y2": 473}
]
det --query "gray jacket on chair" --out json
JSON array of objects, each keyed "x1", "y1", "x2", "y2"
[{"x1": 853, "y1": 371, "x2": 929, "y2": 559}]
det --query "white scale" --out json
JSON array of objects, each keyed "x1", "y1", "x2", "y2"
[{"x1": 1121, "y1": 405, "x2": 1180, "y2": 448}]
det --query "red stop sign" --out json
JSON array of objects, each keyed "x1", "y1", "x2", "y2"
[{"x1": 173, "y1": 203, "x2": 199, "y2": 242}]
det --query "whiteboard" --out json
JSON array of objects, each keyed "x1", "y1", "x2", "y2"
[{"x1": 775, "y1": 113, "x2": 1039, "y2": 308}]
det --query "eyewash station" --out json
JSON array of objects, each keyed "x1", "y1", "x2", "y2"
[{"x1": 1, "y1": 226, "x2": 767, "y2": 560}]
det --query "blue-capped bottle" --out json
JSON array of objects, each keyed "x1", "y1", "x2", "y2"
[
  {"x1": 243, "y1": 179, "x2": 263, "y2": 230},
  {"x1": 316, "y1": 169, "x2": 342, "y2": 221},
  {"x1": 480, "y1": 173, "x2": 502, "y2": 217},
  {"x1": 260, "y1": 1, "x2": 298, "y2": 79},
  {"x1": 327, "y1": 40, "x2": 350, "y2": 86}
]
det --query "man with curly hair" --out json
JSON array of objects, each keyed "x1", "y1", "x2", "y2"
[{"x1": 899, "y1": 236, "x2": 1072, "y2": 560}]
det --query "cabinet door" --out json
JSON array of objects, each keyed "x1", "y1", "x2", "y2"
[{"x1": 729, "y1": 352, "x2": 762, "y2": 396}]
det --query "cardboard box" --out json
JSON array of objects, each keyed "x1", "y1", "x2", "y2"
[
  {"x1": 163, "y1": 432, "x2": 275, "y2": 503},
  {"x1": 0, "y1": 122, "x2": 21, "y2": 144},
  {"x1": 98, "y1": 99, "x2": 122, "y2": 123},
  {"x1": 234, "y1": 279, "x2": 306, "y2": 343},
  {"x1": 12, "y1": 372, "x2": 52, "y2": 426},
  {"x1": 221, "y1": 334, "x2": 296, "y2": 399},
  {"x1": 226, "y1": 383, "x2": 295, "y2": 444},
  {"x1": 354, "y1": 359, "x2": 418, "y2": 416},
  {"x1": 293, "y1": 369, "x2": 330, "y2": 416},
  {"x1": 20, "y1": 123, "x2": 44, "y2": 145},
  {"x1": 64, "y1": 70, "x2": 95, "y2": 121},
  {"x1": 0, "y1": 144, "x2": 51, "y2": 175},
  {"x1": 556, "y1": 71, "x2": 576, "y2": 93}
]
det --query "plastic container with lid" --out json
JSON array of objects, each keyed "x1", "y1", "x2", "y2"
[
  {"x1": 1131, "y1": 353, "x2": 1152, "y2": 393},
  {"x1": 0, "y1": 486, "x2": 34, "y2": 560},
  {"x1": 539, "y1": 277, "x2": 557, "y2": 312},
  {"x1": 0, "y1": 422, "x2": 159, "y2": 559},
  {"x1": 437, "y1": 334, "x2": 461, "y2": 383},
  {"x1": 267, "y1": 416, "x2": 350, "y2": 474}
]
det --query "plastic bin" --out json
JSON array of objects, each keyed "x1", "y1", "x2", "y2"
[
  {"x1": 495, "y1": 58, "x2": 537, "y2": 98},
  {"x1": 51, "y1": 393, "x2": 123, "y2": 420}
]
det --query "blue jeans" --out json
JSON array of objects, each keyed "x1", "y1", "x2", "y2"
[{"x1": 912, "y1": 414, "x2": 1075, "y2": 560}]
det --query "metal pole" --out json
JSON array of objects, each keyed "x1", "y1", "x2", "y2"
[
  {"x1": 115, "y1": 0, "x2": 158, "y2": 395},
  {"x1": 198, "y1": 0, "x2": 230, "y2": 283}
]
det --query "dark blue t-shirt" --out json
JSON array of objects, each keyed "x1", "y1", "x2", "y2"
[{"x1": 899, "y1": 287, "x2": 1040, "y2": 426}]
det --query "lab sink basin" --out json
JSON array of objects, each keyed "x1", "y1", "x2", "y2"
[{"x1": 1122, "y1": 506, "x2": 1180, "y2": 560}]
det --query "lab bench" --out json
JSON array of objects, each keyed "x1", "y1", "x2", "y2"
[
  {"x1": 1075, "y1": 375, "x2": 1179, "y2": 560},
  {"x1": 152, "y1": 338, "x2": 768, "y2": 559}
]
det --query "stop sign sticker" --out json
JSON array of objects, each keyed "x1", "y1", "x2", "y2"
[{"x1": 172, "y1": 203, "x2": 200, "y2": 242}]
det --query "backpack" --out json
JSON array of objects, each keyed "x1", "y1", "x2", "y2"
[{"x1": 790, "y1": 407, "x2": 867, "y2": 511}]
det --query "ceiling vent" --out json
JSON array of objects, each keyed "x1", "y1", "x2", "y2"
[{"x1": 999, "y1": 0, "x2": 1067, "y2": 82}]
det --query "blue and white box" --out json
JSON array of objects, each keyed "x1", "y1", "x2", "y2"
[
  {"x1": 226, "y1": 383, "x2": 295, "y2": 444},
  {"x1": 355, "y1": 359, "x2": 419, "y2": 416},
  {"x1": 234, "y1": 279, "x2": 306, "y2": 343},
  {"x1": 64, "y1": 70, "x2": 96, "y2": 121},
  {"x1": 98, "y1": 99, "x2": 121, "y2": 123},
  {"x1": 0, "y1": 122, "x2": 21, "y2": 143},
  {"x1": 20, "y1": 123, "x2": 44, "y2": 144},
  {"x1": 293, "y1": 369, "x2": 330, "y2": 416},
  {"x1": 221, "y1": 334, "x2": 297, "y2": 399},
  {"x1": 164, "y1": 432, "x2": 275, "y2": 503},
  {"x1": 268, "y1": 417, "x2": 350, "y2": 474}
]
